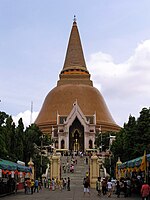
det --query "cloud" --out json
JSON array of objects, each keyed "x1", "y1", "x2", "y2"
[
  {"x1": 88, "y1": 40, "x2": 150, "y2": 126},
  {"x1": 12, "y1": 110, "x2": 39, "y2": 127}
]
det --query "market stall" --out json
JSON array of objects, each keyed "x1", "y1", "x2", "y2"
[
  {"x1": 116, "y1": 154, "x2": 150, "y2": 182},
  {"x1": 0, "y1": 158, "x2": 32, "y2": 195}
]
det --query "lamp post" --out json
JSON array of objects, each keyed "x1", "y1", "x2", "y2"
[
  {"x1": 99, "y1": 126, "x2": 103, "y2": 152},
  {"x1": 108, "y1": 135, "x2": 116, "y2": 177},
  {"x1": 109, "y1": 152, "x2": 112, "y2": 176},
  {"x1": 40, "y1": 135, "x2": 44, "y2": 176}
]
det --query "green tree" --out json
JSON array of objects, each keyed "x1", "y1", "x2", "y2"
[
  {"x1": 0, "y1": 111, "x2": 50, "y2": 178},
  {"x1": 0, "y1": 111, "x2": 8, "y2": 126},
  {"x1": 0, "y1": 128, "x2": 7, "y2": 158},
  {"x1": 0, "y1": 112, "x2": 9, "y2": 158},
  {"x1": 111, "y1": 107, "x2": 150, "y2": 163},
  {"x1": 23, "y1": 123, "x2": 42, "y2": 164},
  {"x1": 24, "y1": 124, "x2": 52, "y2": 178},
  {"x1": 136, "y1": 108, "x2": 150, "y2": 154},
  {"x1": 5, "y1": 116, "x2": 16, "y2": 159},
  {"x1": 14, "y1": 118, "x2": 24, "y2": 161}
]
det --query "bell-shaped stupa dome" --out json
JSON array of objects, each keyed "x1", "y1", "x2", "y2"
[{"x1": 35, "y1": 18, "x2": 120, "y2": 133}]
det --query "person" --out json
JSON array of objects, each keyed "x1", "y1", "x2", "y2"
[
  {"x1": 67, "y1": 177, "x2": 70, "y2": 191},
  {"x1": 71, "y1": 165, "x2": 74, "y2": 173},
  {"x1": 126, "y1": 178, "x2": 131, "y2": 197},
  {"x1": 75, "y1": 157, "x2": 77, "y2": 164},
  {"x1": 55, "y1": 177, "x2": 59, "y2": 189},
  {"x1": 111, "y1": 178, "x2": 116, "y2": 193},
  {"x1": 38, "y1": 179, "x2": 42, "y2": 191},
  {"x1": 24, "y1": 180, "x2": 27, "y2": 194},
  {"x1": 48, "y1": 179, "x2": 51, "y2": 189},
  {"x1": 34, "y1": 179, "x2": 39, "y2": 193},
  {"x1": 102, "y1": 178, "x2": 107, "y2": 195},
  {"x1": 120, "y1": 179, "x2": 124, "y2": 194},
  {"x1": 116, "y1": 180, "x2": 120, "y2": 198},
  {"x1": 30, "y1": 179, "x2": 34, "y2": 195},
  {"x1": 107, "y1": 178, "x2": 112, "y2": 197},
  {"x1": 26, "y1": 178, "x2": 31, "y2": 194},
  {"x1": 124, "y1": 179, "x2": 127, "y2": 197},
  {"x1": 86, "y1": 157, "x2": 88, "y2": 165},
  {"x1": 52, "y1": 178, "x2": 55, "y2": 191},
  {"x1": 59, "y1": 178, "x2": 63, "y2": 191},
  {"x1": 44, "y1": 177, "x2": 47, "y2": 188},
  {"x1": 63, "y1": 164, "x2": 66, "y2": 173},
  {"x1": 83, "y1": 177, "x2": 90, "y2": 195},
  {"x1": 67, "y1": 162, "x2": 70, "y2": 173},
  {"x1": 96, "y1": 177, "x2": 101, "y2": 196},
  {"x1": 63, "y1": 178, "x2": 67, "y2": 190},
  {"x1": 141, "y1": 181, "x2": 150, "y2": 200}
]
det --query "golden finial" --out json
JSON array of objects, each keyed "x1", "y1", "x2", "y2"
[{"x1": 73, "y1": 15, "x2": 77, "y2": 23}]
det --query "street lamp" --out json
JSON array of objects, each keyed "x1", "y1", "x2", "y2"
[
  {"x1": 99, "y1": 126, "x2": 103, "y2": 152},
  {"x1": 40, "y1": 135, "x2": 44, "y2": 175},
  {"x1": 108, "y1": 135, "x2": 116, "y2": 177}
]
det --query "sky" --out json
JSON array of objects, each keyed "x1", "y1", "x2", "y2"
[{"x1": 0, "y1": 0, "x2": 150, "y2": 127}]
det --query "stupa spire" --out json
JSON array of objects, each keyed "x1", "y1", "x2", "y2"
[
  {"x1": 61, "y1": 16, "x2": 88, "y2": 74},
  {"x1": 58, "y1": 18, "x2": 93, "y2": 86}
]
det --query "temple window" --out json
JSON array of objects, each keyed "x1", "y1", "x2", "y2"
[
  {"x1": 55, "y1": 141, "x2": 58, "y2": 149},
  {"x1": 61, "y1": 139, "x2": 65, "y2": 149},
  {"x1": 89, "y1": 139, "x2": 93, "y2": 149},
  {"x1": 59, "y1": 116, "x2": 67, "y2": 124}
]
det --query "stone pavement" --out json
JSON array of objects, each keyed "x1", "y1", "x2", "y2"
[{"x1": 1, "y1": 187, "x2": 141, "y2": 200}]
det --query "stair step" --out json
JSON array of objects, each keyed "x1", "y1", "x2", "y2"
[{"x1": 61, "y1": 156, "x2": 89, "y2": 184}]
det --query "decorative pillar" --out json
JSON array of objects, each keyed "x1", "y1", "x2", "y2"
[
  {"x1": 28, "y1": 158, "x2": 34, "y2": 180},
  {"x1": 50, "y1": 150, "x2": 61, "y2": 180},
  {"x1": 90, "y1": 153, "x2": 99, "y2": 188},
  {"x1": 116, "y1": 157, "x2": 122, "y2": 180}
]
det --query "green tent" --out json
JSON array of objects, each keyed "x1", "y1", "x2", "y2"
[{"x1": 0, "y1": 158, "x2": 31, "y2": 172}]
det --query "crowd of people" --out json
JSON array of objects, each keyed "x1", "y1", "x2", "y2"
[
  {"x1": 23, "y1": 176, "x2": 71, "y2": 194},
  {"x1": 62, "y1": 156, "x2": 77, "y2": 173},
  {"x1": 95, "y1": 176, "x2": 150, "y2": 199},
  {"x1": 0, "y1": 178, "x2": 17, "y2": 195},
  {"x1": 43, "y1": 177, "x2": 71, "y2": 191}
]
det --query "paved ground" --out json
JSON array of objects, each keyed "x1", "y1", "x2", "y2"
[{"x1": 1, "y1": 187, "x2": 141, "y2": 200}]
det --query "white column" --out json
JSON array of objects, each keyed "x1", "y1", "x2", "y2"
[
  {"x1": 58, "y1": 134, "x2": 61, "y2": 149},
  {"x1": 67, "y1": 132, "x2": 69, "y2": 150},
  {"x1": 84, "y1": 132, "x2": 87, "y2": 150}
]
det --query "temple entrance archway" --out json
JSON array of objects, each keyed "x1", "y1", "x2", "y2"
[{"x1": 69, "y1": 117, "x2": 84, "y2": 152}]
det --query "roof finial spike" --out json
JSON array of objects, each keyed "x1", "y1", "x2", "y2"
[{"x1": 73, "y1": 15, "x2": 77, "y2": 23}]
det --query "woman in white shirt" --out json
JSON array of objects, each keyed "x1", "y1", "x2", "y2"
[{"x1": 107, "y1": 179, "x2": 112, "y2": 197}]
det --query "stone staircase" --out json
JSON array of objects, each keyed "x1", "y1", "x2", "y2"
[{"x1": 60, "y1": 156, "x2": 89, "y2": 188}]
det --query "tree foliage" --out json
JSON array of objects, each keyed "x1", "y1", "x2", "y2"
[
  {"x1": 111, "y1": 107, "x2": 150, "y2": 163},
  {"x1": 0, "y1": 111, "x2": 52, "y2": 178}
]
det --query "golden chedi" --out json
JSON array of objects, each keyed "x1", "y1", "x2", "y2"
[{"x1": 35, "y1": 18, "x2": 120, "y2": 152}]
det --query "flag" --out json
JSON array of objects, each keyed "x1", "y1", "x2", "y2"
[
  {"x1": 115, "y1": 164, "x2": 118, "y2": 179},
  {"x1": 140, "y1": 150, "x2": 147, "y2": 172}
]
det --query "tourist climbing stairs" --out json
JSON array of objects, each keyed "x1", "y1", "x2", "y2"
[{"x1": 61, "y1": 156, "x2": 89, "y2": 188}]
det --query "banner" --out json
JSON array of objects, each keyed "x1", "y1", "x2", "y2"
[{"x1": 140, "y1": 150, "x2": 147, "y2": 172}]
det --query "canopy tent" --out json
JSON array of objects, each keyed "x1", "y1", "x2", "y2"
[
  {"x1": 116, "y1": 154, "x2": 150, "y2": 179},
  {"x1": 0, "y1": 158, "x2": 31, "y2": 173},
  {"x1": 118, "y1": 154, "x2": 150, "y2": 170}
]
